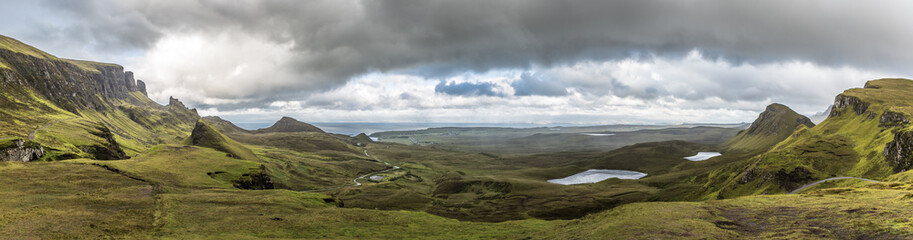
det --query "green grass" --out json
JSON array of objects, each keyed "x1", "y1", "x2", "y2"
[
  {"x1": 541, "y1": 183, "x2": 913, "y2": 239},
  {"x1": 251, "y1": 145, "x2": 386, "y2": 190},
  {"x1": 0, "y1": 161, "x2": 155, "y2": 238},
  {"x1": 70, "y1": 145, "x2": 262, "y2": 189},
  {"x1": 0, "y1": 34, "x2": 119, "y2": 73},
  {"x1": 185, "y1": 120, "x2": 258, "y2": 161}
]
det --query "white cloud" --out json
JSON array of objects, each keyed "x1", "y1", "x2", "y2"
[{"x1": 129, "y1": 30, "x2": 296, "y2": 106}]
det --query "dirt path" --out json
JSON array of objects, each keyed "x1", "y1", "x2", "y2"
[
  {"x1": 28, "y1": 118, "x2": 71, "y2": 141},
  {"x1": 0, "y1": 118, "x2": 71, "y2": 141},
  {"x1": 301, "y1": 148, "x2": 399, "y2": 192},
  {"x1": 789, "y1": 177, "x2": 880, "y2": 194}
]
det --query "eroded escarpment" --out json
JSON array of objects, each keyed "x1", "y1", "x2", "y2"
[
  {"x1": 0, "y1": 139, "x2": 44, "y2": 162},
  {"x1": 829, "y1": 94, "x2": 870, "y2": 118},
  {"x1": 885, "y1": 130, "x2": 913, "y2": 172}
]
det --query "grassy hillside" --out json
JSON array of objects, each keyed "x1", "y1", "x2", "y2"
[
  {"x1": 712, "y1": 79, "x2": 913, "y2": 198},
  {"x1": 185, "y1": 120, "x2": 258, "y2": 161},
  {"x1": 723, "y1": 103, "x2": 815, "y2": 153},
  {"x1": 541, "y1": 182, "x2": 913, "y2": 239}
]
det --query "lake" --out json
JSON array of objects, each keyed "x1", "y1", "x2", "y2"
[
  {"x1": 684, "y1": 152, "x2": 722, "y2": 161},
  {"x1": 547, "y1": 169, "x2": 648, "y2": 185}
]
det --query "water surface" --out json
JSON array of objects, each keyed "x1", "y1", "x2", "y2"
[
  {"x1": 548, "y1": 169, "x2": 648, "y2": 185},
  {"x1": 684, "y1": 152, "x2": 722, "y2": 161}
]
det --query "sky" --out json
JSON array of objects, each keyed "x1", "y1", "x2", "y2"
[{"x1": 0, "y1": 0, "x2": 909, "y2": 126}]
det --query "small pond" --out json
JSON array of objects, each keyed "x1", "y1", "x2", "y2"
[
  {"x1": 684, "y1": 152, "x2": 722, "y2": 161},
  {"x1": 547, "y1": 169, "x2": 648, "y2": 185}
]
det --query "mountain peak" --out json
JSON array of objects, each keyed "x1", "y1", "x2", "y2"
[
  {"x1": 723, "y1": 103, "x2": 813, "y2": 152},
  {"x1": 255, "y1": 117, "x2": 324, "y2": 133}
]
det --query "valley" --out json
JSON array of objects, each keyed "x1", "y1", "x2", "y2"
[{"x1": 3, "y1": 32, "x2": 913, "y2": 239}]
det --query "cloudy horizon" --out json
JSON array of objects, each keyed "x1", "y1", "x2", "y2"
[{"x1": 1, "y1": 0, "x2": 907, "y2": 125}]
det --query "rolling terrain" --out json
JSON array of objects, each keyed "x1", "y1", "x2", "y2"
[{"x1": 4, "y1": 33, "x2": 913, "y2": 239}]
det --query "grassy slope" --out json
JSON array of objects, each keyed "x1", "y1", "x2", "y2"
[
  {"x1": 543, "y1": 183, "x2": 913, "y2": 239},
  {"x1": 186, "y1": 120, "x2": 258, "y2": 161},
  {"x1": 722, "y1": 103, "x2": 815, "y2": 153},
  {"x1": 0, "y1": 34, "x2": 118, "y2": 72},
  {"x1": 712, "y1": 79, "x2": 913, "y2": 199},
  {"x1": 0, "y1": 162, "x2": 155, "y2": 238},
  {"x1": 0, "y1": 80, "x2": 75, "y2": 139},
  {"x1": 72, "y1": 145, "x2": 261, "y2": 189}
]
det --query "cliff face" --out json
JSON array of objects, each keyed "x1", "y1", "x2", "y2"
[
  {"x1": 719, "y1": 79, "x2": 913, "y2": 198},
  {"x1": 0, "y1": 139, "x2": 44, "y2": 162},
  {"x1": 0, "y1": 34, "x2": 200, "y2": 160},
  {"x1": 0, "y1": 48, "x2": 143, "y2": 113}
]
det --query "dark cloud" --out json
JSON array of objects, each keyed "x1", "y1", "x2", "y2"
[
  {"x1": 511, "y1": 73, "x2": 568, "y2": 97},
  {"x1": 4, "y1": 0, "x2": 911, "y2": 109},
  {"x1": 435, "y1": 81, "x2": 502, "y2": 97}
]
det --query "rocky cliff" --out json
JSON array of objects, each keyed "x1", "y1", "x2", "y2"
[
  {"x1": 0, "y1": 35, "x2": 146, "y2": 113},
  {"x1": 0, "y1": 139, "x2": 44, "y2": 162},
  {"x1": 0, "y1": 34, "x2": 200, "y2": 160},
  {"x1": 719, "y1": 79, "x2": 913, "y2": 197}
]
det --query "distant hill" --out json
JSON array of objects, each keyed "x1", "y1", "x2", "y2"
[
  {"x1": 809, "y1": 105, "x2": 832, "y2": 124},
  {"x1": 201, "y1": 116, "x2": 250, "y2": 134},
  {"x1": 254, "y1": 116, "x2": 325, "y2": 133},
  {"x1": 722, "y1": 103, "x2": 814, "y2": 153}
]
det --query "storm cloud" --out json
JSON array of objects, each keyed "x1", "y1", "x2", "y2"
[{"x1": 0, "y1": 0, "x2": 908, "y2": 123}]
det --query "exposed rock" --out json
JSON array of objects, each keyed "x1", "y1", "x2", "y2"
[
  {"x1": 880, "y1": 111, "x2": 909, "y2": 127},
  {"x1": 829, "y1": 95, "x2": 870, "y2": 118},
  {"x1": 884, "y1": 130, "x2": 913, "y2": 172},
  {"x1": 864, "y1": 81, "x2": 882, "y2": 89},
  {"x1": 234, "y1": 165, "x2": 275, "y2": 190},
  {"x1": 0, "y1": 139, "x2": 44, "y2": 162},
  {"x1": 0, "y1": 37, "x2": 141, "y2": 113},
  {"x1": 124, "y1": 71, "x2": 137, "y2": 92},
  {"x1": 774, "y1": 167, "x2": 814, "y2": 191},
  {"x1": 136, "y1": 80, "x2": 147, "y2": 96},
  {"x1": 82, "y1": 124, "x2": 127, "y2": 160}
]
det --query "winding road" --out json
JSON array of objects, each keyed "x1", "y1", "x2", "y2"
[
  {"x1": 789, "y1": 177, "x2": 880, "y2": 194},
  {"x1": 301, "y1": 148, "x2": 399, "y2": 192}
]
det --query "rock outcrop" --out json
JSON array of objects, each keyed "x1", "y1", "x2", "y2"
[
  {"x1": 124, "y1": 71, "x2": 137, "y2": 92},
  {"x1": 0, "y1": 139, "x2": 44, "y2": 162},
  {"x1": 233, "y1": 165, "x2": 275, "y2": 190},
  {"x1": 136, "y1": 80, "x2": 147, "y2": 96},
  {"x1": 829, "y1": 95, "x2": 870, "y2": 118},
  {"x1": 885, "y1": 130, "x2": 913, "y2": 172}
]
